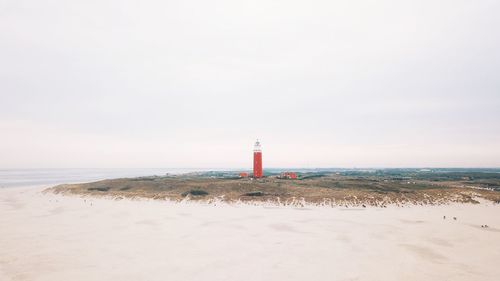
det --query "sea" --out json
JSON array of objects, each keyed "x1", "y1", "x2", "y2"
[{"x1": 0, "y1": 168, "x2": 209, "y2": 189}]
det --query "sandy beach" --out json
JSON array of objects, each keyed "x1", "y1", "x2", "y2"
[{"x1": 1, "y1": 186, "x2": 499, "y2": 281}]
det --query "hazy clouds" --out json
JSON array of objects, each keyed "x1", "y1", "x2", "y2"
[{"x1": 1, "y1": 0, "x2": 499, "y2": 168}]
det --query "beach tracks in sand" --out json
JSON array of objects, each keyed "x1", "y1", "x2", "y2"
[{"x1": 1, "y1": 187, "x2": 500, "y2": 281}]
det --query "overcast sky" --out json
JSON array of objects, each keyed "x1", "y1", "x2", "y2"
[{"x1": 1, "y1": 0, "x2": 499, "y2": 169}]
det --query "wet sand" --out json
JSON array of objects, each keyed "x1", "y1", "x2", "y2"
[{"x1": 1, "y1": 186, "x2": 499, "y2": 281}]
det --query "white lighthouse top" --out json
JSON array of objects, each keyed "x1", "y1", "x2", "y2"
[{"x1": 254, "y1": 139, "x2": 262, "y2": 152}]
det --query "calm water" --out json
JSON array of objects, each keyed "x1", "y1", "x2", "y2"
[{"x1": 0, "y1": 168, "x2": 209, "y2": 188}]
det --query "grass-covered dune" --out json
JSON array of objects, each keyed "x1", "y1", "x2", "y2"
[{"x1": 48, "y1": 171, "x2": 500, "y2": 206}]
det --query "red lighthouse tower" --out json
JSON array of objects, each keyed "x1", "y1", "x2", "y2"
[{"x1": 253, "y1": 139, "x2": 263, "y2": 178}]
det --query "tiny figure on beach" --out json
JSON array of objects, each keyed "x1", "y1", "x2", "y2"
[
  {"x1": 453, "y1": 217, "x2": 457, "y2": 220},
  {"x1": 443, "y1": 216, "x2": 446, "y2": 219}
]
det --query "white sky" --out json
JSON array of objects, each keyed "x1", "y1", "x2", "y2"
[{"x1": 1, "y1": 0, "x2": 499, "y2": 169}]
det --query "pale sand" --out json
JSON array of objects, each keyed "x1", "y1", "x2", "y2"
[{"x1": 1, "y1": 186, "x2": 499, "y2": 281}]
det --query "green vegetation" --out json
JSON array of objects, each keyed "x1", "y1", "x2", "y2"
[
  {"x1": 129, "y1": 176, "x2": 160, "y2": 181},
  {"x1": 242, "y1": 191, "x2": 265, "y2": 196},
  {"x1": 88, "y1": 187, "x2": 110, "y2": 192},
  {"x1": 51, "y1": 168, "x2": 500, "y2": 205},
  {"x1": 181, "y1": 189, "x2": 209, "y2": 197}
]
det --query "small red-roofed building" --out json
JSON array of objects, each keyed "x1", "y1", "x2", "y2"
[{"x1": 280, "y1": 172, "x2": 297, "y2": 179}]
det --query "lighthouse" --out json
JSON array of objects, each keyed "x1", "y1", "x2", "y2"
[{"x1": 253, "y1": 140, "x2": 263, "y2": 178}]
